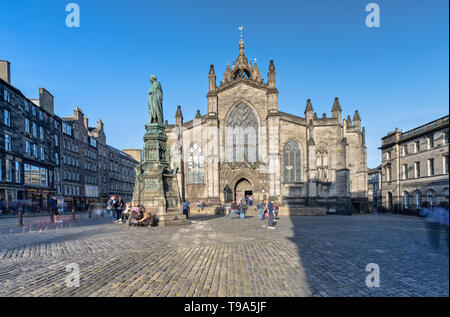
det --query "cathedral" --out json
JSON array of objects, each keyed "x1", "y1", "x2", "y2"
[{"x1": 165, "y1": 34, "x2": 368, "y2": 214}]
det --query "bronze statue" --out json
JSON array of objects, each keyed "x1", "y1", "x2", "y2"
[{"x1": 148, "y1": 75, "x2": 163, "y2": 124}]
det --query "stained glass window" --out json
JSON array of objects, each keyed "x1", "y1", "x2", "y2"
[
  {"x1": 225, "y1": 103, "x2": 258, "y2": 163},
  {"x1": 283, "y1": 140, "x2": 301, "y2": 183},
  {"x1": 187, "y1": 143, "x2": 204, "y2": 184}
]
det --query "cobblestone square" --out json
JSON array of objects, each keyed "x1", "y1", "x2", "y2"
[{"x1": 0, "y1": 213, "x2": 448, "y2": 297}]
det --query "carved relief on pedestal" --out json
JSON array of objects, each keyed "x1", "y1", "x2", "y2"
[{"x1": 144, "y1": 177, "x2": 159, "y2": 191}]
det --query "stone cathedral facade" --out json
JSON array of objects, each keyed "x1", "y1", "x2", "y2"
[{"x1": 165, "y1": 36, "x2": 368, "y2": 214}]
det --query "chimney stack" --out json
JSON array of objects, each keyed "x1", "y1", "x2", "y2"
[
  {"x1": 39, "y1": 88, "x2": 54, "y2": 115},
  {"x1": 0, "y1": 60, "x2": 11, "y2": 84}
]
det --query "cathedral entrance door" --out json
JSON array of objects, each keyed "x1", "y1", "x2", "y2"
[
  {"x1": 234, "y1": 178, "x2": 252, "y2": 204},
  {"x1": 244, "y1": 190, "x2": 253, "y2": 206}
]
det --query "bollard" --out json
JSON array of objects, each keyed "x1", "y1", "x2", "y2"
[
  {"x1": 18, "y1": 206, "x2": 24, "y2": 227},
  {"x1": 72, "y1": 207, "x2": 76, "y2": 221}
]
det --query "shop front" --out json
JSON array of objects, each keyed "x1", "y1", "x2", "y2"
[
  {"x1": 0, "y1": 186, "x2": 25, "y2": 214},
  {"x1": 24, "y1": 188, "x2": 53, "y2": 213}
]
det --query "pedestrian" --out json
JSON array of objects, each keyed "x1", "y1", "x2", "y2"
[
  {"x1": 274, "y1": 202, "x2": 279, "y2": 219},
  {"x1": 115, "y1": 196, "x2": 125, "y2": 223},
  {"x1": 182, "y1": 200, "x2": 190, "y2": 219},
  {"x1": 229, "y1": 201, "x2": 237, "y2": 218},
  {"x1": 106, "y1": 195, "x2": 117, "y2": 219},
  {"x1": 267, "y1": 200, "x2": 275, "y2": 229},
  {"x1": 258, "y1": 200, "x2": 265, "y2": 221},
  {"x1": 423, "y1": 201, "x2": 441, "y2": 249},
  {"x1": 239, "y1": 199, "x2": 246, "y2": 219},
  {"x1": 201, "y1": 201, "x2": 205, "y2": 212},
  {"x1": 196, "y1": 201, "x2": 201, "y2": 213},
  {"x1": 49, "y1": 196, "x2": 62, "y2": 223}
]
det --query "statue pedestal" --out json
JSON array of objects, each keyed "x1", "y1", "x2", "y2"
[{"x1": 132, "y1": 123, "x2": 189, "y2": 227}]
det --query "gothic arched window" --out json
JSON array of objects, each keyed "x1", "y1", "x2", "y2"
[
  {"x1": 283, "y1": 140, "x2": 301, "y2": 183},
  {"x1": 187, "y1": 143, "x2": 204, "y2": 184},
  {"x1": 225, "y1": 103, "x2": 258, "y2": 163},
  {"x1": 415, "y1": 191, "x2": 422, "y2": 209},
  {"x1": 427, "y1": 189, "x2": 436, "y2": 208},
  {"x1": 317, "y1": 150, "x2": 329, "y2": 182},
  {"x1": 403, "y1": 191, "x2": 409, "y2": 209}
]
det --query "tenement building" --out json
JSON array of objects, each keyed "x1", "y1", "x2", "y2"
[
  {"x1": 107, "y1": 146, "x2": 136, "y2": 202},
  {"x1": 0, "y1": 60, "x2": 60, "y2": 212},
  {"x1": 61, "y1": 107, "x2": 139, "y2": 209},
  {"x1": 379, "y1": 115, "x2": 449, "y2": 213},
  {"x1": 165, "y1": 35, "x2": 368, "y2": 214},
  {"x1": 0, "y1": 60, "x2": 139, "y2": 213}
]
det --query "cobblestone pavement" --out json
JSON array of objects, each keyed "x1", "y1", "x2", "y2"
[{"x1": 0, "y1": 212, "x2": 448, "y2": 297}]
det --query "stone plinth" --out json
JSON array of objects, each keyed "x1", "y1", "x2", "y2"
[
  {"x1": 278, "y1": 206, "x2": 326, "y2": 216},
  {"x1": 132, "y1": 123, "x2": 189, "y2": 226}
]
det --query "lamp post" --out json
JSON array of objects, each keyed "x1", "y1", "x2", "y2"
[{"x1": 18, "y1": 206, "x2": 24, "y2": 227}]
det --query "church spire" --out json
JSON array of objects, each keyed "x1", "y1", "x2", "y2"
[
  {"x1": 331, "y1": 97, "x2": 342, "y2": 123},
  {"x1": 305, "y1": 99, "x2": 314, "y2": 122},
  {"x1": 239, "y1": 26, "x2": 244, "y2": 53},
  {"x1": 236, "y1": 26, "x2": 248, "y2": 66},
  {"x1": 208, "y1": 64, "x2": 216, "y2": 92}
]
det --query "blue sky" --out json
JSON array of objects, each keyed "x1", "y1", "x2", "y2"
[{"x1": 1, "y1": 0, "x2": 448, "y2": 168}]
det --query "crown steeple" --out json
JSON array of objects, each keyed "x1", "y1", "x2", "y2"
[{"x1": 219, "y1": 28, "x2": 266, "y2": 87}]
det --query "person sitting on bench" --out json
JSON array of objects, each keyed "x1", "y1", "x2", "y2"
[
  {"x1": 129, "y1": 203, "x2": 143, "y2": 226},
  {"x1": 137, "y1": 207, "x2": 152, "y2": 227}
]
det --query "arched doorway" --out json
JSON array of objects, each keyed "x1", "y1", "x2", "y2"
[
  {"x1": 427, "y1": 190, "x2": 436, "y2": 208},
  {"x1": 234, "y1": 178, "x2": 253, "y2": 205},
  {"x1": 387, "y1": 192, "x2": 393, "y2": 210},
  {"x1": 223, "y1": 185, "x2": 233, "y2": 203}
]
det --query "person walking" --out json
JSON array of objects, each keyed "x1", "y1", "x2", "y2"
[
  {"x1": 423, "y1": 201, "x2": 441, "y2": 249},
  {"x1": 115, "y1": 196, "x2": 125, "y2": 223},
  {"x1": 106, "y1": 195, "x2": 117, "y2": 219},
  {"x1": 229, "y1": 201, "x2": 237, "y2": 218},
  {"x1": 201, "y1": 201, "x2": 206, "y2": 212},
  {"x1": 182, "y1": 200, "x2": 190, "y2": 219},
  {"x1": 49, "y1": 196, "x2": 62, "y2": 223},
  {"x1": 267, "y1": 200, "x2": 275, "y2": 229},
  {"x1": 274, "y1": 202, "x2": 279, "y2": 219},
  {"x1": 258, "y1": 200, "x2": 265, "y2": 221},
  {"x1": 239, "y1": 199, "x2": 246, "y2": 219}
]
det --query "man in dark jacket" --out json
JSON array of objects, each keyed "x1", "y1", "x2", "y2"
[
  {"x1": 182, "y1": 200, "x2": 190, "y2": 219},
  {"x1": 267, "y1": 200, "x2": 275, "y2": 229},
  {"x1": 106, "y1": 195, "x2": 117, "y2": 219}
]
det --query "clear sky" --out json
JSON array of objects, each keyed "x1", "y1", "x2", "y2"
[{"x1": 1, "y1": 0, "x2": 448, "y2": 168}]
